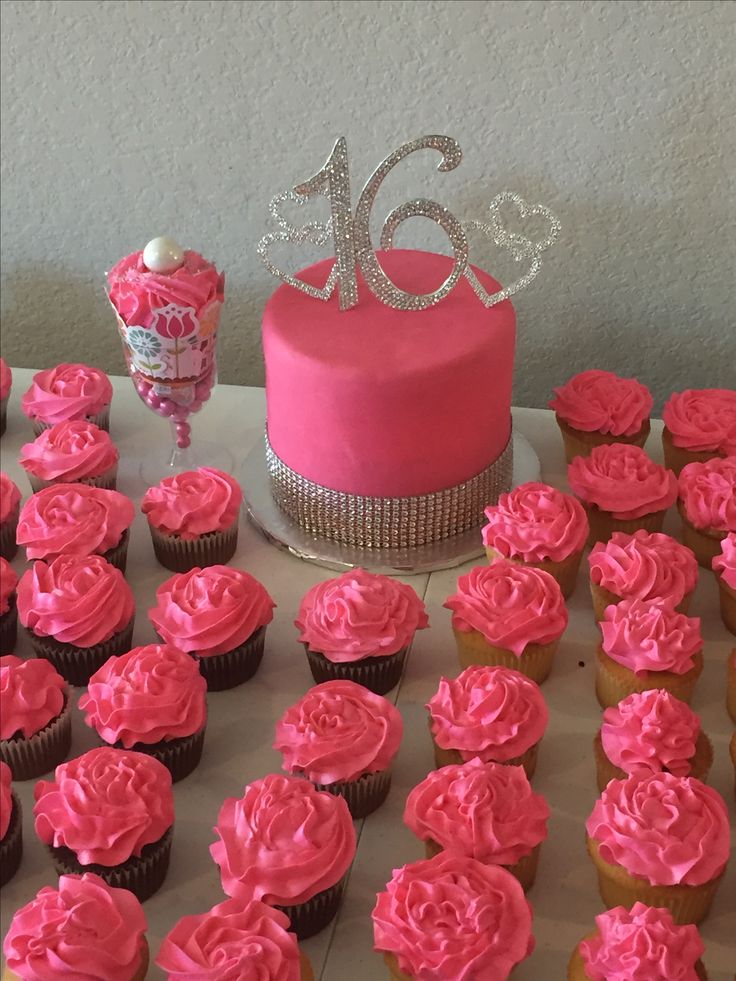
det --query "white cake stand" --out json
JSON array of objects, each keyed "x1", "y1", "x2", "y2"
[{"x1": 242, "y1": 431, "x2": 540, "y2": 575}]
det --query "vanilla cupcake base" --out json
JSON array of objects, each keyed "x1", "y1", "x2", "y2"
[
  {"x1": 662, "y1": 426, "x2": 720, "y2": 477},
  {"x1": 593, "y1": 729, "x2": 713, "y2": 793},
  {"x1": 715, "y1": 573, "x2": 736, "y2": 636},
  {"x1": 453, "y1": 626, "x2": 560, "y2": 684},
  {"x1": 583, "y1": 503, "x2": 667, "y2": 547},
  {"x1": 567, "y1": 937, "x2": 708, "y2": 980},
  {"x1": 595, "y1": 646, "x2": 703, "y2": 708},
  {"x1": 424, "y1": 837, "x2": 540, "y2": 891},
  {"x1": 485, "y1": 545, "x2": 582, "y2": 599},
  {"x1": 678, "y1": 504, "x2": 726, "y2": 569},
  {"x1": 590, "y1": 579, "x2": 693, "y2": 621},
  {"x1": 556, "y1": 415, "x2": 650, "y2": 465},
  {"x1": 431, "y1": 729, "x2": 540, "y2": 780}
]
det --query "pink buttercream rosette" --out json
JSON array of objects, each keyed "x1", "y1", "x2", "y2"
[
  {"x1": 19, "y1": 420, "x2": 119, "y2": 490},
  {"x1": 21, "y1": 364, "x2": 113, "y2": 432},
  {"x1": 550, "y1": 369, "x2": 653, "y2": 437}
]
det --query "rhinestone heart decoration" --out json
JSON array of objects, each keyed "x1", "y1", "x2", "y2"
[{"x1": 257, "y1": 191, "x2": 337, "y2": 301}]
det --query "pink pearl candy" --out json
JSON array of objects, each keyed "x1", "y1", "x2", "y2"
[{"x1": 132, "y1": 366, "x2": 215, "y2": 448}]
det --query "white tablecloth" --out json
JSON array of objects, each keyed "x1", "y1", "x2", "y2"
[{"x1": 1, "y1": 368, "x2": 734, "y2": 979}]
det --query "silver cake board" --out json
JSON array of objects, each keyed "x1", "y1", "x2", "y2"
[{"x1": 242, "y1": 431, "x2": 540, "y2": 576}]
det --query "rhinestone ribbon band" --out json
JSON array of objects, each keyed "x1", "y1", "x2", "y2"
[{"x1": 265, "y1": 431, "x2": 514, "y2": 549}]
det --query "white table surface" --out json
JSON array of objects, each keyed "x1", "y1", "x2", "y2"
[{"x1": 0, "y1": 367, "x2": 734, "y2": 980}]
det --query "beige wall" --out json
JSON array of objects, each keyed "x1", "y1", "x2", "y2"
[{"x1": 1, "y1": 0, "x2": 734, "y2": 408}]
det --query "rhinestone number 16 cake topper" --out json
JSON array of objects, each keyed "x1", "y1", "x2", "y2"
[{"x1": 258, "y1": 135, "x2": 560, "y2": 312}]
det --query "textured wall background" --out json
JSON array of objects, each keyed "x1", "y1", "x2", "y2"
[{"x1": 1, "y1": 0, "x2": 734, "y2": 408}]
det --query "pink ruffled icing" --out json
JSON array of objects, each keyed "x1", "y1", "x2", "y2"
[
  {"x1": 678, "y1": 456, "x2": 736, "y2": 531},
  {"x1": 580, "y1": 903, "x2": 704, "y2": 981},
  {"x1": 80, "y1": 644, "x2": 207, "y2": 747},
  {"x1": 663, "y1": 388, "x2": 736, "y2": 454},
  {"x1": 0, "y1": 556, "x2": 17, "y2": 614},
  {"x1": 713, "y1": 532, "x2": 736, "y2": 589},
  {"x1": 444, "y1": 561, "x2": 567, "y2": 655},
  {"x1": 295, "y1": 569, "x2": 428, "y2": 663},
  {"x1": 21, "y1": 363, "x2": 112, "y2": 424},
  {"x1": 0, "y1": 359, "x2": 11, "y2": 401},
  {"x1": 0, "y1": 761, "x2": 12, "y2": 839},
  {"x1": 210, "y1": 773, "x2": 356, "y2": 906},
  {"x1": 141, "y1": 467, "x2": 241, "y2": 539},
  {"x1": 17, "y1": 554, "x2": 135, "y2": 647},
  {"x1": 600, "y1": 599, "x2": 702, "y2": 675},
  {"x1": 19, "y1": 420, "x2": 118, "y2": 482},
  {"x1": 150, "y1": 565, "x2": 275, "y2": 657},
  {"x1": 155, "y1": 898, "x2": 300, "y2": 981},
  {"x1": 549, "y1": 369, "x2": 653, "y2": 436},
  {"x1": 372, "y1": 852, "x2": 534, "y2": 979},
  {"x1": 482, "y1": 481, "x2": 588, "y2": 563},
  {"x1": 274, "y1": 680, "x2": 403, "y2": 784},
  {"x1": 0, "y1": 654, "x2": 67, "y2": 739},
  {"x1": 427, "y1": 665, "x2": 549, "y2": 763},
  {"x1": 404, "y1": 757, "x2": 549, "y2": 866},
  {"x1": 34, "y1": 747, "x2": 174, "y2": 866},
  {"x1": 2, "y1": 873, "x2": 147, "y2": 981},
  {"x1": 589, "y1": 531, "x2": 698, "y2": 607},
  {"x1": 0, "y1": 472, "x2": 21, "y2": 524},
  {"x1": 568, "y1": 444, "x2": 677, "y2": 519},
  {"x1": 16, "y1": 483, "x2": 134, "y2": 560},
  {"x1": 601, "y1": 690, "x2": 700, "y2": 776}
]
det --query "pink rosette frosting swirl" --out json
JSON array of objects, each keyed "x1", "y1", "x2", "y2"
[
  {"x1": 589, "y1": 531, "x2": 698, "y2": 607},
  {"x1": 0, "y1": 472, "x2": 21, "y2": 524},
  {"x1": 568, "y1": 443, "x2": 677, "y2": 519},
  {"x1": 19, "y1": 420, "x2": 119, "y2": 482},
  {"x1": 34, "y1": 747, "x2": 174, "y2": 866},
  {"x1": 713, "y1": 531, "x2": 736, "y2": 589},
  {"x1": 108, "y1": 249, "x2": 225, "y2": 326},
  {"x1": 274, "y1": 680, "x2": 403, "y2": 784},
  {"x1": 1, "y1": 761, "x2": 12, "y2": 839},
  {"x1": 0, "y1": 654, "x2": 67, "y2": 739},
  {"x1": 586, "y1": 772, "x2": 729, "y2": 886},
  {"x1": 80, "y1": 644, "x2": 207, "y2": 747},
  {"x1": 17, "y1": 554, "x2": 134, "y2": 647},
  {"x1": 21, "y1": 363, "x2": 112, "y2": 424},
  {"x1": 427, "y1": 666, "x2": 549, "y2": 763},
  {"x1": 600, "y1": 599, "x2": 702, "y2": 675},
  {"x1": 295, "y1": 569, "x2": 428, "y2": 663},
  {"x1": 141, "y1": 467, "x2": 242, "y2": 539},
  {"x1": 149, "y1": 565, "x2": 275, "y2": 657},
  {"x1": 580, "y1": 903, "x2": 704, "y2": 981},
  {"x1": 0, "y1": 358, "x2": 11, "y2": 401},
  {"x1": 372, "y1": 852, "x2": 534, "y2": 979},
  {"x1": 601, "y1": 690, "x2": 700, "y2": 776},
  {"x1": 678, "y1": 456, "x2": 736, "y2": 531},
  {"x1": 549, "y1": 369, "x2": 653, "y2": 436},
  {"x1": 663, "y1": 388, "x2": 736, "y2": 453},
  {"x1": 155, "y1": 898, "x2": 300, "y2": 981},
  {"x1": 0, "y1": 556, "x2": 17, "y2": 614},
  {"x1": 2, "y1": 873, "x2": 147, "y2": 981},
  {"x1": 444, "y1": 561, "x2": 567, "y2": 655},
  {"x1": 16, "y1": 483, "x2": 134, "y2": 560},
  {"x1": 482, "y1": 481, "x2": 588, "y2": 562},
  {"x1": 404, "y1": 757, "x2": 549, "y2": 866}
]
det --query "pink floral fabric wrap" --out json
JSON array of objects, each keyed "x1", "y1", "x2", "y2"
[
  {"x1": 568, "y1": 444, "x2": 677, "y2": 519},
  {"x1": 678, "y1": 456, "x2": 736, "y2": 531},
  {"x1": 549, "y1": 369, "x2": 653, "y2": 436},
  {"x1": 663, "y1": 388, "x2": 736, "y2": 453},
  {"x1": 601, "y1": 690, "x2": 700, "y2": 776},
  {"x1": 141, "y1": 467, "x2": 242, "y2": 539},
  {"x1": 19, "y1": 420, "x2": 118, "y2": 482},
  {"x1": 0, "y1": 654, "x2": 67, "y2": 739},
  {"x1": 600, "y1": 599, "x2": 702, "y2": 676},
  {"x1": 21, "y1": 364, "x2": 112, "y2": 424},
  {"x1": 712, "y1": 532, "x2": 736, "y2": 589},
  {"x1": 588, "y1": 531, "x2": 698, "y2": 607},
  {"x1": 482, "y1": 481, "x2": 588, "y2": 562}
]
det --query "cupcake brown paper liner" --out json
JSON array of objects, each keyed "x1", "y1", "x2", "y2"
[
  {"x1": 1, "y1": 695, "x2": 73, "y2": 780},
  {"x1": 149, "y1": 520, "x2": 239, "y2": 573},
  {"x1": 305, "y1": 646, "x2": 407, "y2": 695},
  {"x1": 0, "y1": 501, "x2": 19, "y2": 561},
  {"x1": 0, "y1": 599, "x2": 18, "y2": 652},
  {"x1": 112, "y1": 727, "x2": 206, "y2": 783},
  {"x1": 275, "y1": 874, "x2": 347, "y2": 941},
  {"x1": 27, "y1": 618, "x2": 135, "y2": 687},
  {"x1": 312, "y1": 768, "x2": 392, "y2": 819},
  {"x1": 101, "y1": 529, "x2": 130, "y2": 573},
  {"x1": 28, "y1": 464, "x2": 119, "y2": 494},
  {"x1": 0, "y1": 792, "x2": 23, "y2": 887},
  {"x1": 662, "y1": 426, "x2": 721, "y2": 477},
  {"x1": 584, "y1": 504, "x2": 667, "y2": 547},
  {"x1": 32, "y1": 407, "x2": 110, "y2": 437},
  {"x1": 194, "y1": 626, "x2": 266, "y2": 691}
]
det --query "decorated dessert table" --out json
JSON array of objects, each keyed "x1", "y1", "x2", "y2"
[{"x1": 1, "y1": 367, "x2": 734, "y2": 979}]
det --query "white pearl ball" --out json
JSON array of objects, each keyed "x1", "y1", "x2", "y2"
[{"x1": 143, "y1": 236, "x2": 185, "y2": 274}]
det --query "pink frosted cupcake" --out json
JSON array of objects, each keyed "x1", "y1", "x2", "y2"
[
  {"x1": 0, "y1": 472, "x2": 21, "y2": 560},
  {"x1": 404, "y1": 757, "x2": 549, "y2": 891},
  {"x1": 0, "y1": 761, "x2": 22, "y2": 887},
  {"x1": 156, "y1": 898, "x2": 315, "y2": 980},
  {"x1": 210, "y1": 773, "x2": 356, "y2": 940},
  {"x1": 662, "y1": 388, "x2": 736, "y2": 475},
  {"x1": 596, "y1": 599, "x2": 703, "y2": 707},
  {"x1": 568, "y1": 903, "x2": 707, "y2": 980},
  {"x1": 19, "y1": 420, "x2": 119, "y2": 492},
  {"x1": 141, "y1": 466, "x2": 242, "y2": 572},
  {"x1": 0, "y1": 557, "x2": 17, "y2": 651},
  {"x1": 0, "y1": 655, "x2": 71, "y2": 779},
  {"x1": 444, "y1": 561, "x2": 567, "y2": 682},
  {"x1": 713, "y1": 532, "x2": 736, "y2": 634},
  {"x1": 373, "y1": 852, "x2": 534, "y2": 980},
  {"x1": 2, "y1": 873, "x2": 149, "y2": 981},
  {"x1": 34, "y1": 747, "x2": 174, "y2": 901},
  {"x1": 16, "y1": 483, "x2": 134, "y2": 571},
  {"x1": 295, "y1": 569, "x2": 428, "y2": 695},
  {"x1": 274, "y1": 680, "x2": 403, "y2": 818},
  {"x1": 426, "y1": 665, "x2": 549, "y2": 779},
  {"x1": 678, "y1": 456, "x2": 736, "y2": 568},
  {"x1": 17, "y1": 554, "x2": 135, "y2": 686},
  {"x1": 594, "y1": 689, "x2": 712, "y2": 792},
  {"x1": 149, "y1": 565, "x2": 275, "y2": 690},
  {"x1": 21, "y1": 363, "x2": 113, "y2": 434},
  {"x1": 80, "y1": 644, "x2": 207, "y2": 782},
  {"x1": 586, "y1": 772, "x2": 729, "y2": 924},
  {"x1": 482, "y1": 481, "x2": 589, "y2": 597},
  {"x1": 588, "y1": 530, "x2": 698, "y2": 620},
  {"x1": 550, "y1": 369, "x2": 653, "y2": 463},
  {"x1": 568, "y1": 443, "x2": 677, "y2": 544},
  {"x1": 0, "y1": 358, "x2": 10, "y2": 436}
]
